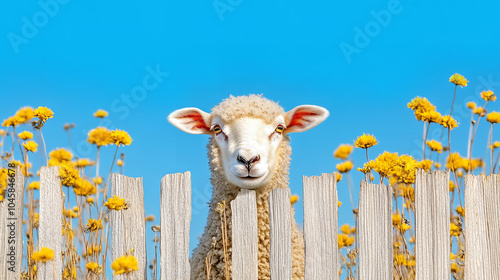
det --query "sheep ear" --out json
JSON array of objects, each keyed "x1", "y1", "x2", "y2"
[
  {"x1": 284, "y1": 105, "x2": 329, "y2": 133},
  {"x1": 168, "y1": 108, "x2": 212, "y2": 135}
]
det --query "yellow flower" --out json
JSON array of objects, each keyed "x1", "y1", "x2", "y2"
[
  {"x1": 0, "y1": 129, "x2": 5, "y2": 136},
  {"x1": 449, "y1": 73, "x2": 468, "y2": 87},
  {"x1": 451, "y1": 263, "x2": 458, "y2": 273},
  {"x1": 466, "y1": 101, "x2": 476, "y2": 109},
  {"x1": 473, "y1": 107, "x2": 487, "y2": 117},
  {"x1": 109, "y1": 129, "x2": 133, "y2": 146},
  {"x1": 93, "y1": 109, "x2": 108, "y2": 118},
  {"x1": 446, "y1": 153, "x2": 463, "y2": 172},
  {"x1": 481, "y1": 90, "x2": 496, "y2": 102},
  {"x1": 28, "y1": 181, "x2": 40, "y2": 190},
  {"x1": 338, "y1": 234, "x2": 354, "y2": 249},
  {"x1": 420, "y1": 110, "x2": 442, "y2": 123},
  {"x1": 492, "y1": 141, "x2": 500, "y2": 149},
  {"x1": 290, "y1": 194, "x2": 299, "y2": 205},
  {"x1": 18, "y1": 131, "x2": 33, "y2": 140},
  {"x1": 2, "y1": 116, "x2": 22, "y2": 127},
  {"x1": 111, "y1": 255, "x2": 139, "y2": 275},
  {"x1": 74, "y1": 158, "x2": 95, "y2": 168},
  {"x1": 398, "y1": 223, "x2": 411, "y2": 233},
  {"x1": 86, "y1": 197, "x2": 95, "y2": 204},
  {"x1": 335, "y1": 172, "x2": 342, "y2": 182},
  {"x1": 63, "y1": 208, "x2": 79, "y2": 218},
  {"x1": 49, "y1": 148, "x2": 73, "y2": 166},
  {"x1": 440, "y1": 115, "x2": 458, "y2": 130},
  {"x1": 338, "y1": 201, "x2": 342, "y2": 207},
  {"x1": 336, "y1": 161, "x2": 353, "y2": 173},
  {"x1": 392, "y1": 213, "x2": 402, "y2": 226},
  {"x1": 104, "y1": 195, "x2": 129, "y2": 211},
  {"x1": 32, "y1": 247, "x2": 54, "y2": 263},
  {"x1": 456, "y1": 206, "x2": 465, "y2": 217},
  {"x1": 117, "y1": 159, "x2": 124, "y2": 167},
  {"x1": 486, "y1": 111, "x2": 500, "y2": 124},
  {"x1": 23, "y1": 141, "x2": 38, "y2": 153},
  {"x1": 93, "y1": 177, "x2": 103, "y2": 185},
  {"x1": 357, "y1": 161, "x2": 373, "y2": 174},
  {"x1": 73, "y1": 178, "x2": 96, "y2": 196},
  {"x1": 86, "y1": 262, "x2": 101, "y2": 274},
  {"x1": 145, "y1": 215, "x2": 155, "y2": 222},
  {"x1": 450, "y1": 223, "x2": 461, "y2": 236},
  {"x1": 391, "y1": 155, "x2": 418, "y2": 184},
  {"x1": 34, "y1": 106, "x2": 54, "y2": 122},
  {"x1": 449, "y1": 181, "x2": 456, "y2": 192},
  {"x1": 87, "y1": 127, "x2": 112, "y2": 147},
  {"x1": 15, "y1": 107, "x2": 35, "y2": 124},
  {"x1": 354, "y1": 133, "x2": 378, "y2": 149},
  {"x1": 59, "y1": 163, "x2": 80, "y2": 187},
  {"x1": 407, "y1": 97, "x2": 436, "y2": 121},
  {"x1": 417, "y1": 159, "x2": 432, "y2": 172},
  {"x1": 86, "y1": 219, "x2": 103, "y2": 232},
  {"x1": 426, "y1": 140, "x2": 443, "y2": 153},
  {"x1": 340, "y1": 224, "x2": 351, "y2": 235},
  {"x1": 372, "y1": 152, "x2": 398, "y2": 179},
  {"x1": 333, "y1": 144, "x2": 354, "y2": 159},
  {"x1": 63, "y1": 267, "x2": 77, "y2": 279}
]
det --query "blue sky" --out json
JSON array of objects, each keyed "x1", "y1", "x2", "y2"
[{"x1": 2, "y1": 0, "x2": 500, "y2": 277}]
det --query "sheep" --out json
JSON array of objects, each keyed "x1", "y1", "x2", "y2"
[{"x1": 168, "y1": 94, "x2": 329, "y2": 280}]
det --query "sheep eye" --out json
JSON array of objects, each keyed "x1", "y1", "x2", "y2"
[
  {"x1": 213, "y1": 125, "x2": 222, "y2": 135},
  {"x1": 275, "y1": 125, "x2": 285, "y2": 134}
]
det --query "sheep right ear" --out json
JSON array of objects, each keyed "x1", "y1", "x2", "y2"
[{"x1": 168, "y1": 108, "x2": 212, "y2": 135}]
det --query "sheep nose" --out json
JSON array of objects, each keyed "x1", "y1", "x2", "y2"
[{"x1": 237, "y1": 154, "x2": 261, "y2": 171}]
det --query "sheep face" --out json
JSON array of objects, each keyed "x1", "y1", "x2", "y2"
[
  {"x1": 208, "y1": 115, "x2": 286, "y2": 189},
  {"x1": 168, "y1": 97, "x2": 329, "y2": 190}
]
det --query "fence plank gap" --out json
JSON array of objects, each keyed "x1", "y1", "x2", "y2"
[
  {"x1": 38, "y1": 166, "x2": 63, "y2": 279},
  {"x1": 231, "y1": 189, "x2": 258, "y2": 280},
  {"x1": 0, "y1": 166, "x2": 25, "y2": 279},
  {"x1": 415, "y1": 170, "x2": 450, "y2": 280},
  {"x1": 160, "y1": 171, "x2": 191, "y2": 280},
  {"x1": 110, "y1": 173, "x2": 147, "y2": 280},
  {"x1": 303, "y1": 173, "x2": 338, "y2": 280},
  {"x1": 358, "y1": 180, "x2": 392, "y2": 280},
  {"x1": 269, "y1": 188, "x2": 292, "y2": 279}
]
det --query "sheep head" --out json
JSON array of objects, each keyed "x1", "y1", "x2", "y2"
[{"x1": 168, "y1": 95, "x2": 329, "y2": 190}]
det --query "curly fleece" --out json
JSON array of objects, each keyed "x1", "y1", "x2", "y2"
[{"x1": 190, "y1": 95, "x2": 305, "y2": 280}]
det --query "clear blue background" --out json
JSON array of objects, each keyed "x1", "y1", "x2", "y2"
[{"x1": 2, "y1": 0, "x2": 500, "y2": 278}]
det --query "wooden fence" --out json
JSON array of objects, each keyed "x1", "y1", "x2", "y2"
[{"x1": 1, "y1": 168, "x2": 499, "y2": 279}]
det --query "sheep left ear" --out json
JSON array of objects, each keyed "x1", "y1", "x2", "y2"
[
  {"x1": 168, "y1": 107, "x2": 212, "y2": 135},
  {"x1": 284, "y1": 105, "x2": 329, "y2": 133}
]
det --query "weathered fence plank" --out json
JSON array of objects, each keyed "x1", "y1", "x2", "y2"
[
  {"x1": 38, "y1": 166, "x2": 63, "y2": 279},
  {"x1": 160, "y1": 172, "x2": 191, "y2": 280},
  {"x1": 358, "y1": 181, "x2": 392, "y2": 280},
  {"x1": 111, "y1": 174, "x2": 147, "y2": 280},
  {"x1": 415, "y1": 170, "x2": 450, "y2": 279},
  {"x1": 0, "y1": 166, "x2": 24, "y2": 279},
  {"x1": 465, "y1": 175, "x2": 500, "y2": 279},
  {"x1": 303, "y1": 173, "x2": 338, "y2": 280},
  {"x1": 269, "y1": 188, "x2": 292, "y2": 280},
  {"x1": 231, "y1": 189, "x2": 258, "y2": 280},
  {"x1": 484, "y1": 175, "x2": 500, "y2": 277}
]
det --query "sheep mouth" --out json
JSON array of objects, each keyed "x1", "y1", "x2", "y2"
[{"x1": 240, "y1": 176, "x2": 261, "y2": 180}]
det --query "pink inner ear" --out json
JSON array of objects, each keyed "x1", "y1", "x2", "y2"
[
  {"x1": 177, "y1": 113, "x2": 210, "y2": 132},
  {"x1": 289, "y1": 110, "x2": 319, "y2": 128}
]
